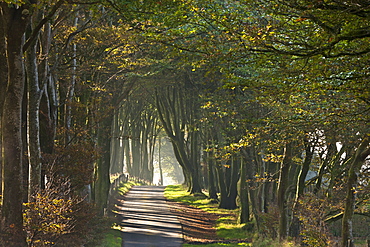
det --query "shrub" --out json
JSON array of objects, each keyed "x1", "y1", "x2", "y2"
[
  {"x1": 296, "y1": 193, "x2": 332, "y2": 247},
  {"x1": 258, "y1": 205, "x2": 279, "y2": 239},
  {"x1": 23, "y1": 176, "x2": 94, "y2": 246}
]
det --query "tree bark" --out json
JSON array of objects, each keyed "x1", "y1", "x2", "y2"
[
  {"x1": 64, "y1": 16, "x2": 78, "y2": 144},
  {"x1": 277, "y1": 142, "x2": 293, "y2": 241},
  {"x1": 314, "y1": 139, "x2": 337, "y2": 195},
  {"x1": 0, "y1": 8, "x2": 7, "y2": 197},
  {"x1": 38, "y1": 20, "x2": 56, "y2": 191},
  {"x1": 131, "y1": 124, "x2": 141, "y2": 177},
  {"x1": 242, "y1": 147, "x2": 263, "y2": 233},
  {"x1": 158, "y1": 137, "x2": 164, "y2": 185},
  {"x1": 124, "y1": 135, "x2": 132, "y2": 174},
  {"x1": 207, "y1": 151, "x2": 218, "y2": 200},
  {"x1": 94, "y1": 115, "x2": 113, "y2": 216},
  {"x1": 25, "y1": 18, "x2": 42, "y2": 199},
  {"x1": 295, "y1": 137, "x2": 314, "y2": 203},
  {"x1": 341, "y1": 136, "x2": 370, "y2": 247},
  {"x1": 0, "y1": 3, "x2": 31, "y2": 246},
  {"x1": 217, "y1": 156, "x2": 239, "y2": 210},
  {"x1": 239, "y1": 156, "x2": 250, "y2": 223},
  {"x1": 155, "y1": 86, "x2": 202, "y2": 194}
]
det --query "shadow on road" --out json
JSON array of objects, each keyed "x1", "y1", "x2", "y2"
[{"x1": 115, "y1": 186, "x2": 183, "y2": 247}]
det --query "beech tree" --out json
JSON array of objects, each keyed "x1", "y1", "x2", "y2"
[
  {"x1": 155, "y1": 83, "x2": 203, "y2": 194},
  {"x1": 113, "y1": 91, "x2": 160, "y2": 182},
  {"x1": 1, "y1": 1, "x2": 137, "y2": 242},
  {"x1": 0, "y1": 0, "x2": 368, "y2": 245},
  {"x1": 126, "y1": 1, "x2": 369, "y2": 246},
  {"x1": 1, "y1": 2, "x2": 34, "y2": 245}
]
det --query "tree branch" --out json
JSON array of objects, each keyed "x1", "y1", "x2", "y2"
[{"x1": 23, "y1": 1, "x2": 65, "y2": 52}]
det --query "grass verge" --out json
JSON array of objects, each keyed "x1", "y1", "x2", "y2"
[
  {"x1": 93, "y1": 227, "x2": 122, "y2": 247},
  {"x1": 92, "y1": 181, "x2": 142, "y2": 247},
  {"x1": 165, "y1": 184, "x2": 299, "y2": 247},
  {"x1": 165, "y1": 184, "x2": 250, "y2": 246}
]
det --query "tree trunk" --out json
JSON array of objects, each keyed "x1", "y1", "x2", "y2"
[
  {"x1": 131, "y1": 125, "x2": 141, "y2": 177},
  {"x1": 292, "y1": 136, "x2": 314, "y2": 239},
  {"x1": 65, "y1": 16, "x2": 78, "y2": 144},
  {"x1": 158, "y1": 137, "x2": 164, "y2": 185},
  {"x1": 94, "y1": 115, "x2": 113, "y2": 216},
  {"x1": 314, "y1": 141, "x2": 336, "y2": 194},
  {"x1": 110, "y1": 113, "x2": 120, "y2": 174},
  {"x1": 341, "y1": 136, "x2": 370, "y2": 247},
  {"x1": 217, "y1": 157, "x2": 239, "y2": 210},
  {"x1": 250, "y1": 184, "x2": 263, "y2": 233},
  {"x1": 25, "y1": 21, "x2": 42, "y2": 199},
  {"x1": 189, "y1": 130, "x2": 202, "y2": 194},
  {"x1": 148, "y1": 119, "x2": 158, "y2": 184},
  {"x1": 140, "y1": 123, "x2": 151, "y2": 181},
  {"x1": 277, "y1": 142, "x2": 293, "y2": 241},
  {"x1": 228, "y1": 157, "x2": 240, "y2": 209},
  {"x1": 0, "y1": 3, "x2": 31, "y2": 246},
  {"x1": 239, "y1": 156, "x2": 250, "y2": 223},
  {"x1": 216, "y1": 163, "x2": 227, "y2": 205},
  {"x1": 242, "y1": 147, "x2": 263, "y2": 233},
  {"x1": 295, "y1": 137, "x2": 314, "y2": 201},
  {"x1": 190, "y1": 169, "x2": 202, "y2": 194},
  {"x1": 155, "y1": 86, "x2": 202, "y2": 194},
  {"x1": 39, "y1": 20, "x2": 56, "y2": 190},
  {"x1": 124, "y1": 136, "x2": 132, "y2": 174},
  {"x1": 165, "y1": 131, "x2": 202, "y2": 193},
  {"x1": 256, "y1": 153, "x2": 266, "y2": 213},
  {"x1": 207, "y1": 152, "x2": 218, "y2": 200},
  {"x1": 0, "y1": 9, "x2": 7, "y2": 197}
]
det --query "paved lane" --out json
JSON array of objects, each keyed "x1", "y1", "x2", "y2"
[{"x1": 118, "y1": 186, "x2": 182, "y2": 247}]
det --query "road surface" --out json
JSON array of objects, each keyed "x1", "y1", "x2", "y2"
[{"x1": 118, "y1": 186, "x2": 183, "y2": 247}]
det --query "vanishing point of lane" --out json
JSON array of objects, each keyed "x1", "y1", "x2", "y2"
[{"x1": 118, "y1": 186, "x2": 183, "y2": 247}]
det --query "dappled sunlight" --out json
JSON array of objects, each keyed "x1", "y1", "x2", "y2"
[{"x1": 116, "y1": 186, "x2": 182, "y2": 246}]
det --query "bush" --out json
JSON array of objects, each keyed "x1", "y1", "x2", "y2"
[
  {"x1": 296, "y1": 193, "x2": 332, "y2": 247},
  {"x1": 258, "y1": 205, "x2": 279, "y2": 239},
  {"x1": 24, "y1": 177, "x2": 94, "y2": 246}
]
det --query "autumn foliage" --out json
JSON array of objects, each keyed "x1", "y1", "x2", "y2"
[
  {"x1": 23, "y1": 176, "x2": 95, "y2": 246},
  {"x1": 296, "y1": 193, "x2": 333, "y2": 247}
]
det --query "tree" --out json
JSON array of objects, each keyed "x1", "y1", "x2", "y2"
[
  {"x1": 341, "y1": 136, "x2": 370, "y2": 247},
  {"x1": 0, "y1": 2, "x2": 33, "y2": 245},
  {"x1": 277, "y1": 142, "x2": 293, "y2": 240},
  {"x1": 0, "y1": 3, "x2": 7, "y2": 197},
  {"x1": 108, "y1": 0, "x2": 370, "y2": 244},
  {"x1": 1, "y1": 0, "x2": 367, "y2": 244},
  {"x1": 155, "y1": 83, "x2": 203, "y2": 194}
]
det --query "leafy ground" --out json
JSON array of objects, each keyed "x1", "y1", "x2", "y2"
[
  {"x1": 164, "y1": 185, "x2": 255, "y2": 247},
  {"x1": 166, "y1": 185, "x2": 370, "y2": 247},
  {"x1": 164, "y1": 185, "x2": 304, "y2": 247},
  {"x1": 166, "y1": 199, "x2": 221, "y2": 243}
]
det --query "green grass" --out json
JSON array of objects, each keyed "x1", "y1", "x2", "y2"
[
  {"x1": 164, "y1": 185, "x2": 238, "y2": 215},
  {"x1": 95, "y1": 181, "x2": 141, "y2": 247},
  {"x1": 165, "y1": 185, "x2": 252, "y2": 242},
  {"x1": 217, "y1": 217, "x2": 250, "y2": 240},
  {"x1": 116, "y1": 181, "x2": 141, "y2": 196},
  {"x1": 165, "y1": 185, "x2": 300, "y2": 247},
  {"x1": 95, "y1": 228, "x2": 122, "y2": 247},
  {"x1": 183, "y1": 243, "x2": 251, "y2": 247}
]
